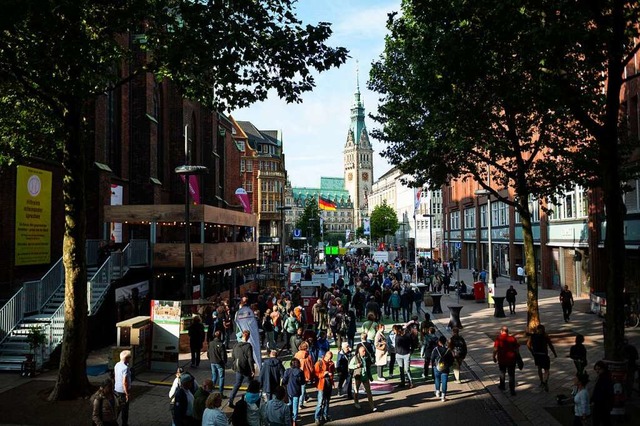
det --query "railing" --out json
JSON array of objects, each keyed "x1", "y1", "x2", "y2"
[
  {"x1": 28, "y1": 258, "x2": 64, "y2": 314},
  {"x1": 47, "y1": 302, "x2": 65, "y2": 359},
  {"x1": 87, "y1": 240, "x2": 148, "y2": 315},
  {"x1": 127, "y1": 239, "x2": 149, "y2": 266},
  {"x1": 0, "y1": 289, "x2": 24, "y2": 344}
]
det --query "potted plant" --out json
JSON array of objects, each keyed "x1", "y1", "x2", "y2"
[{"x1": 22, "y1": 326, "x2": 47, "y2": 377}]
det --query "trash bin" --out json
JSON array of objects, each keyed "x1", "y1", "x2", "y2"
[{"x1": 474, "y1": 281, "x2": 486, "y2": 302}]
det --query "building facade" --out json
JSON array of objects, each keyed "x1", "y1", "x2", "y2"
[
  {"x1": 232, "y1": 120, "x2": 288, "y2": 266},
  {"x1": 343, "y1": 79, "x2": 374, "y2": 229}
]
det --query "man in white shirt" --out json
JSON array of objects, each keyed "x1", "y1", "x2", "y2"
[
  {"x1": 114, "y1": 350, "x2": 132, "y2": 426},
  {"x1": 516, "y1": 265, "x2": 525, "y2": 285}
]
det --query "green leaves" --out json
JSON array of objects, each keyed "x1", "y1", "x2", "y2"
[{"x1": 369, "y1": 201, "x2": 399, "y2": 240}]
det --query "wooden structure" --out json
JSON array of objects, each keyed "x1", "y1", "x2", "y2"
[{"x1": 104, "y1": 204, "x2": 258, "y2": 269}]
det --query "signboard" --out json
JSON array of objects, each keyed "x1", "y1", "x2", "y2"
[
  {"x1": 292, "y1": 228, "x2": 304, "y2": 240},
  {"x1": 150, "y1": 300, "x2": 181, "y2": 372},
  {"x1": 488, "y1": 283, "x2": 496, "y2": 306},
  {"x1": 115, "y1": 280, "x2": 150, "y2": 322},
  {"x1": 15, "y1": 165, "x2": 52, "y2": 266}
]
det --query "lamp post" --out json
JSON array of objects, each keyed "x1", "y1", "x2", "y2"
[
  {"x1": 174, "y1": 126, "x2": 208, "y2": 300},
  {"x1": 474, "y1": 188, "x2": 493, "y2": 306},
  {"x1": 277, "y1": 205, "x2": 292, "y2": 277},
  {"x1": 423, "y1": 213, "x2": 434, "y2": 282}
]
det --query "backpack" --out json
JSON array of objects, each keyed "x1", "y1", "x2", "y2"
[{"x1": 435, "y1": 347, "x2": 452, "y2": 372}]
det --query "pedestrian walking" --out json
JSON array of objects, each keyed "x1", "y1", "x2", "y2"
[
  {"x1": 389, "y1": 291, "x2": 401, "y2": 322},
  {"x1": 91, "y1": 378, "x2": 119, "y2": 426},
  {"x1": 113, "y1": 349, "x2": 132, "y2": 426},
  {"x1": 260, "y1": 386, "x2": 291, "y2": 426},
  {"x1": 431, "y1": 335, "x2": 454, "y2": 401},
  {"x1": 591, "y1": 361, "x2": 613, "y2": 426},
  {"x1": 386, "y1": 325, "x2": 399, "y2": 379},
  {"x1": 282, "y1": 358, "x2": 305, "y2": 425},
  {"x1": 294, "y1": 341, "x2": 316, "y2": 409},
  {"x1": 207, "y1": 330, "x2": 227, "y2": 397},
  {"x1": 228, "y1": 330, "x2": 256, "y2": 408},
  {"x1": 194, "y1": 379, "x2": 213, "y2": 423},
  {"x1": 573, "y1": 373, "x2": 591, "y2": 426},
  {"x1": 569, "y1": 334, "x2": 588, "y2": 375},
  {"x1": 172, "y1": 373, "x2": 196, "y2": 426},
  {"x1": 449, "y1": 327, "x2": 467, "y2": 383},
  {"x1": 259, "y1": 350, "x2": 285, "y2": 401},
  {"x1": 314, "y1": 351, "x2": 335, "y2": 425},
  {"x1": 493, "y1": 326, "x2": 520, "y2": 396},
  {"x1": 188, "y1": 315, "x2": 205, "y2": 368},
  {"x1": 349, "y1": 344, "x2": 377, "y2": 412},
  {"x1": 336, "y1": 343, "x2": 353, "y2": 398},
  {"x1": 374, "y1": 323, "x2": 388, "y2": 381},
  {"x1": 560, "y1": 285, "x2": 574, "y2": 322},
  {"x1": 395, "y1": 327, "x2": 414, "y2": 389},
  {"x1": 516, "y1": 264, "x2": 525, "y2": 284},
  {"x1": 506, "y1": 285, "x2": 517, "y2": 315},
  {"x1": 527, "y1": 324, "x2": 557, "y2": 392},
  {"x1": 421, "y1": 327, "x2": 438, "y2": 380},
  {"x1": 202, "y1": 392, "x2": 228, "y2": 426}
]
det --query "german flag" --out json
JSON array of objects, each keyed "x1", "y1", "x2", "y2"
[{"x1": 318, "y1": 196, "x2": 337, "y2": 211}]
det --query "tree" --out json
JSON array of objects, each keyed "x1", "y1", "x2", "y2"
[
  {"x1": 369, "y1": 0, "x2": 598, "y2": 333},
  {"x1": 295, "y1": 199, "x2": 323, "y2": 242},
  {"x1": 369, "y1": 201, "x2": 399, "y2": 241},
  {"x1": 370, "y1": 0, "x2": 640, "y2": 355},
  {"x1": 0, "y1": 0, "x2": 347, "y2": 400}
]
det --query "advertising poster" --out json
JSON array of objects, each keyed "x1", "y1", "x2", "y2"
[
  {"x1": 15, "y1": 165, "x2": 52, "y2": 266},
  {"x1": 110, "y1": 184, "x2": 123, "y2": 243},
  {"x1": 150, "y1": 299, "x2": 181, "y2": 372}
]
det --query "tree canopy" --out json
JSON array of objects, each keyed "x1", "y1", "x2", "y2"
[
  {"x1": 370, "y1": 0, "x2": 640, "y2": 355},
  {"x1": 295, "y1": 199, "x2": 323, "y2": 242},
  {"x1": 0, "y1": 0, "x2": 347, "y2": 400},
  {"x1": 369, "y1": 201, "x2": 399, "y2": 240}
]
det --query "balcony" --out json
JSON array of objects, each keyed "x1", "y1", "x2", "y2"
[{"x1": 104, "y1": 203, "x2": 258, "y2": 269}]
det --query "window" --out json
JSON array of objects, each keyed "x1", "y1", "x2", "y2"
[
  {"x1": 246, "y1": 160, "x2": 252, "y2": 172},
  {"x1": 240, "y1": 159, "x2": 245, "y2": 172},
  {"x1": 624, "y1": 179, "x2": 640, "y2": 213},
  {"x1": 491, "y1": 202, "x2": 509, "y2": 226},
  {"x1": 450, "y1": 211, "x2": 460, "y2": 230},
  {"x1": 464, "y1": 208, "x2": 475, "y2": 229},
  {"x1": 480, "y1": 205, "x2": 487, "y2": 227},
  {"x1": 237, "y1": 141, "x2": 245, "y2": 151},
  {"x1": 549, "y1": 184, "x2": 588, "y2": 220},
  {"x1": 244, "y1": 181, "x2": 252, "y2": 193}
]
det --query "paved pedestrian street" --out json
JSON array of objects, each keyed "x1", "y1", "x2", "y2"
[{"x1": 0, "y1": 269, "x2": 638, "y2": 425}]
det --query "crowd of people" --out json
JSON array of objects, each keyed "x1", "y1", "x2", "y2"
[{"x1": 94, "y1": 253, "x2": 639, "y2": 426}]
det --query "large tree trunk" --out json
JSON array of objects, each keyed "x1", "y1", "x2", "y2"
[
  {"x1": 518, "y1": 195, "x2": 540, "y2": 333},
  {"x1": 48, "y1": 100, "x2": 92, "y2": 400}
]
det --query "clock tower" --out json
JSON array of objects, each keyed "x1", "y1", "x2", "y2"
[{"x1": 344, "y1": 68, "x2": 374, "y2": 231}]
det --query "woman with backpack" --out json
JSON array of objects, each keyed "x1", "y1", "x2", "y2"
[
  {"x1": 431, "y1": 335, "x2": 454, "y2": 402},
  {"x1": 421, "y1": 327, "x2": 439, "y2": 380},
  {"x1": 449, "y1": 327, "x2": 468, "y2": 383}
]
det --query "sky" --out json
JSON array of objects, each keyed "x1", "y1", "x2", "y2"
[{"x1": 233, "y1": 0, "x2": 401, "y2": 189}]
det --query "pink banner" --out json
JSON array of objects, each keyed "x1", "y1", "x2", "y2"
[
  {"x1": 235, "y1": 188, "x2": 251, "y2": 213},
  {"x1": 179, "y1": 175, "x2": 201, "y2": 204}
]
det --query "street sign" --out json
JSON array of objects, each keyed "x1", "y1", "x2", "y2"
[{"x1": 293, "y1": 228, "x2": 306, "y2": 240}]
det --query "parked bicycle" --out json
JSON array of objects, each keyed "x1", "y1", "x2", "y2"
[{"x1": 624, "y1": 296, "x2": 639, "y2": 328}]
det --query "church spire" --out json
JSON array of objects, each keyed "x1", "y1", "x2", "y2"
[{"x1": 356, "y1": 60, "x2": 360, "y2": 91}]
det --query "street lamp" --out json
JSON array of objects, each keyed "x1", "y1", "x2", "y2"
[
  {"x1": 277, "y1": 205, "x2": 292, "y2": 276},
  {"x1": 474, "y1": 188, "x2": 493, "y2": 305},
  {"x1": 423, "y1": 214, "x2": 435, "y2": 267},
  {"x1": 174, "y1": 165, "x2": 208, "y2": 300}
]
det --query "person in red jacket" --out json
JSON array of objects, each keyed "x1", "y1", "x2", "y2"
[
  {"x1": 493, "y1": 326, "x2": 520, "y2": 396},
  {"x1": 294, "y1": 341, "x2": 316, "y2": 409},
  {"x1": 314, "y1": 351, "x2": 335, "y2": 425}
]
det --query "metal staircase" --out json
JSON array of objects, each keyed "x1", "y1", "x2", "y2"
[{"x1": 0, "y1": 240, "x2": 148, "y2": 371}]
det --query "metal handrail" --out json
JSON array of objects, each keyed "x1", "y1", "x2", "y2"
[
  {"x1": 37, "y1": 258, "x2": 64, "y2": 313},
  {"x1": 0, "y1": 288, "x2": 24, "y2": 344}
]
